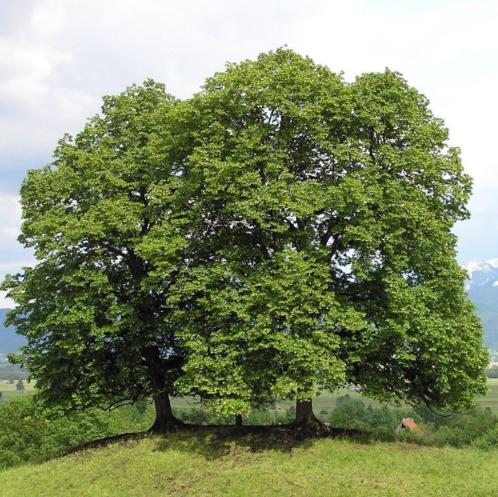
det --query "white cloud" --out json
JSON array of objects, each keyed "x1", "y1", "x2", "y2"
[
  {"x1": 0, "y1": 295, "x2": 14, "y2": 308},
  {"x1": 0, "y1": 0, "x2": 496, "y2": 183},
  {"x1": 292, "y1": 1, "x2": 498, "y2": 189},
  {"x1": 0, "y1": 195, "x2": 34, "y2": 308},
  {"x1": 0, "y1": 0, "x2": 497, "y2": 264},
  {"x1": 0, "y1": 195, "x2": 22, "y2": 244}
]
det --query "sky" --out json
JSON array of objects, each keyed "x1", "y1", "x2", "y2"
[{"x1": 1, "y1": 0, "x2": 498, "y2": 306}]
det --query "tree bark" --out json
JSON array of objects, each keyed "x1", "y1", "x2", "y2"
[
  {"x1": 150, "y1": 394, "x2": 180, "y2": 433},
  {"x1": 295, "y1": 399, "x2": 315, "y2": 423},
  {"x1": 293, "y1": 398, "x2": 328, "y2": 437},
  {"x1": 235, "y1": 414, "x2": 242, "y2": 427},
  {"x1": 143, "y1": 344, "x2": 183, "y2": 433}
]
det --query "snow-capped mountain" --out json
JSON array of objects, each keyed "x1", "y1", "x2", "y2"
[
  {"x1": 465, "y1": 259, "x2": 498, "y2": 349},
  {"x1": 465, "y1": 259, "x2": 498, "y2": 290}
]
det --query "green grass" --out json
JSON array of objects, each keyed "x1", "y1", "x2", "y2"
[{"x1": 2, "y1": 433, "x2": 497, "y2": 497}]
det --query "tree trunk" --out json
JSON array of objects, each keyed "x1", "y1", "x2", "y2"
[
  {"x1": 150, "y1": 394, "x2": 181, "y2": 433},
  {"x1": 293, "y1": 398, "x2": 328, "y2": 437},
  {"x1": 143, "y1": 344, "x2": 183, "y2": 433},
  {"x1": 295, "y1": 399, "x2": 314, "y2": 423},
  {"x1": 235, "y1": 414, "x2": 242, "y2": 427}
]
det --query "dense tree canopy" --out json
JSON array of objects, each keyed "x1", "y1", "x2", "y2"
[
  {"x1": 2, "y1": 49, "x2": 488, "y2": 430},
  {"x1": 2, "y1": 81, "x2": 193, "y2": 430}
]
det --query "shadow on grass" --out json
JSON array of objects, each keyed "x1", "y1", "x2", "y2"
[
  {"x1": 64, "y1": 424, "x2": 375, "y2": 460},
  {"x1": 153, "y1": 426, "x2": 314, "y2": 458}
]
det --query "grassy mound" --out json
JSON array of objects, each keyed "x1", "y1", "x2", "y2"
[{"x1": 2, "y1": 432, "x2": 498, "y2": 497}]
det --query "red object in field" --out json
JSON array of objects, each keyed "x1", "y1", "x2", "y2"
[{"x1": 396, "y1": 417, "x2": 417, "y2": 433}]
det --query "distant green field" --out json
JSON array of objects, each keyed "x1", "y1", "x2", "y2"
[
  {"x1": 2, "y1": 434, "x2": 498, "y2": 497},
  {"x1": 170, "y1": 390, "x2": 388, "y2": 419},
  {"x1": 2, "y1": 379, "x2": 498, "y2": 413},
  {"x1": 172, "y1": 379, "x2": 498, "y2": 415},
  {"x1": 0, "y1": 379, "x2": 35, "y2": 403},
  {"x1": 477, "y1": 378, "x2": 498, "y2": 411}
]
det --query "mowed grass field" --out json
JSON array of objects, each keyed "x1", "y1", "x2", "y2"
[{"x1": 2, "y1": 433, "x2": 498, "y2": 497}]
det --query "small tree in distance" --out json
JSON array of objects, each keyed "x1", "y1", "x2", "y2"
[{"x1": 2, "y1": 49, "x2": 488, "y2": 434}]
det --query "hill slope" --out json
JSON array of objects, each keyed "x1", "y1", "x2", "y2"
[{"x1": 2, "y1": 434, "x2": 497, "y2": 497}]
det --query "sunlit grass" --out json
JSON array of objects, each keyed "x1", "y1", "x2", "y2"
[{"x1": 2, "y1": 433, "x2": 497, "y2": 497}]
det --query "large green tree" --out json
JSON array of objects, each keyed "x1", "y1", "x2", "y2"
[
  {"x1": 168, "y1": 49, "x2": 488, "y2": 426},
  {"x1": 2, "y1": 81, "x2": 194, "y2": 431},
  {"x1": 3, "y1": 49, "x2": 488, "y2": 432}
]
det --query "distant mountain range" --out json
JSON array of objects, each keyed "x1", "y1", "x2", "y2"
[
  {"x1": 1, "y1": 260, "x2": 498, "y2": 353},
  {"x1": 0, "y1": 308, "x2": 25, "y2": 354},
  {"x1": 464, "y1": 259, "x2": 498, "y2": 350}
]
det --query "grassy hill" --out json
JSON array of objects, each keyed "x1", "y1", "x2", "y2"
[{"x1": 2, "y1": 433, "x2": 498, "y2": 497}]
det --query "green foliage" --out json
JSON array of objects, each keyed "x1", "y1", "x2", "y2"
[
  {"x1": 336, "y1": 394, "x2": 352, "y2": 406},
  {"x1": 173, "y1": 407, "x2": 233, "y2": 426},
  {"x1": 1, "y1": 49, "x2": 488, "y2": 420},
  {"x1": 330, "y1": 397, "x2": 418, "y2": 436},
  {"x1": 0, "y1": 396, "x2": 153, "y2": 469},
  {"x1": 472, "y1": 425, "x2": 498, "y2": 450},
  {"x1": 329, "y1": 396, "x2": 498, "y2": 448},
  {"x1": 426, "y1": 409, "x2": 497, "y2": 448},
  {"x1": 173, "y1": 406, "x2": 294, "y2": 426},
  {"x1": 400, "y1": 406, "x2": 498, "y2": 449},
  {"x1": 1, "y1": 81, "x2": 187, "y2": 414},
  {"x1": 330, "y1": 398, "x2": 372, "y2": 431},
  {"x1": 167, "y1": 49, "x2": 488, "y2": 413}
]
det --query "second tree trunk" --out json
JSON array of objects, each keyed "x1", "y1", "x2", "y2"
[{"x1": 150, "y1": 394, "x2": 178, "y2": 433}]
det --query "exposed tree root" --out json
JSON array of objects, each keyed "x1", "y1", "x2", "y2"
[
  {"x1": 63, "y1": 431, "x2": 150, "y2": 454},
  {"x1": 148, "y1": 417, "x2": 185, "y2": 435},
  {"x1": 291, "y1": 417, "x2": 332, "y2": 439}
]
